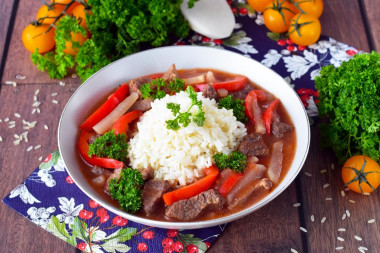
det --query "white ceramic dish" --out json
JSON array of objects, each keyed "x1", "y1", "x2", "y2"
[{"x1": 58, "y1": 45, "x2": 310, "y2": 229}]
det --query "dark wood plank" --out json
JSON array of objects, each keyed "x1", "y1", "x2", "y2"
[
  {"x1": 208, "y1": 184, "x2": 304, "y2": 253},
  {"x1": 363, "y1": 0, "x2": 380, "y2": 51},
  {"x1": 1, "y1": 0, "x2": 81, "y2": 85},
  {"x1": 0, "y1": 83, "x2": 78, "y2": 252},
  {"x1": 320, "y1": 0, "x2": 371, "y2": 52},
  {"x1": 0, "y1": 0, "x2": 16, "y2": 73}
]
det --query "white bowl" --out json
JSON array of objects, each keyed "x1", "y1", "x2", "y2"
[{"x1": 58, "y1": 45, "x2": 310, "y2": 229}]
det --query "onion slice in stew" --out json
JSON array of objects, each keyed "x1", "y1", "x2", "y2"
[
  {"x1": 93, "y1": 92, "x2": 139, "y2": 134},
  {"x1": 267, "y1": 141, "x2": 283, "y2": 184}
]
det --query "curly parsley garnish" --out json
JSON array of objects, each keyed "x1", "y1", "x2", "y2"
[
  {"x1": 213, "y1": 151, "x2": 247, "y2": 173},
  {"x1": 109, "y1": 168, "x2": 144, "y2": 214},
  {"x1": 88, "y1": 130, "x2": 128, "y2": 163},
  {"x1": 141, "y1": 78, "x2": 185, "y2": 100},
  {"x1": 218, "y1": 95, "x2": 248, "y2": 123},
  {"x1": 166, "y1": 86, "x2": 206, "y2": 130}
]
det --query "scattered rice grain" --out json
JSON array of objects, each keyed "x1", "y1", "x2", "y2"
[
  {"x1": 34, "y1": 145, "x2": 41, "y2": 150},
  {"x1": 13, "y1": 140, "x2": 20, "y2": 145},
  {"x1": 14, "y1": 134, "x2": 19, "y2": 139},
  {"x1": 320, "y1": 169, "x2": 327, "y2": 173},
  {"x1": 5, "y1": 81, "x2": 17, "y2": 87},
  {"x1": 341, "y1": 190, "x2": 345, "y2": 197},
  {"x1": 33, "y1": 95, "x2": 37, "y2": 101},
  {"x1": 304, "y1": 172, "x2": 312, "y2": 177},
  {"x1": 326, "y1": 197, "x2": 332, "y2": 201},
  {"x1": 300, "y1": 227, "x2": 307, "y2": 233},
  {"x1": 293, "y1": 203, "x2": 301, "y2": 207},
  {"x1": 346, "y1": 210, "x2": 351, "y2": 217},
  {"x1": 32, "y1": 108, "x2": 36, "y2": 114},
  {"x1": 0, "y1": 136, "x2": 2, "y2": 142},
  {"x1": 32, "y1": 101, "x2": 41, "y2": 107},
  {"x1": 311, "y1": 215, "x2": 314, "y2": 222},
  {"x1": 52, "y1": 99, "x2": 58, "y2": 104},
  {"x1": 15, "y1": 74, "x2": 26, "y2": 80},
  {"x1": 337, "y1": 237, "x2": 344, "y2": 242},
  {"x1": 358, "y1": 246, "x2": 368, "y2": 251},
  {"x1": 51, "y1": 92, "x2": 58, "y2": 97},
  {"x1": 44, "y1": 125, "x2": 48, "y2": 130},
  {"x1": 344, "y1": 187, "x2": 350, "y2": 191},
  {"x1": 59, "y1": 81, "x2": 65, "y2": 86},
  {"x1": 335, "y1": 247, "x2": 344, "y2": 250},
  {"x1": 323, "y1": 183, "x2": 329, "y2": 188},
  {"x1": 358, "y1": 248, "x2": 365, "y2": 253},
  {"x1": 14, "y1": 113, "x2": 20, "y2": 118},
  {"x1": 321, "y1": 217, "x2": 326, "y2": 223},
  {"x1": 38, "y1": 156, "x2": 43, "y2": 161},
  {"x1": 0, "y1": 119, "x2": 2, "y2": 123},
  {"x1": 290, "y1": 248, "x2": 298, "y2": 253},
  {"x1": 349, "y1": 199, "x2": 355, "y2": 203},
  {"x1": 362, "y1": 192, "x2": 370, "y2": 196},
  {"x1": 338, "y1": 228, "x2": 346, "y2": 232},
  {"x1": 9, "y1": 124, "x2": 15, "y2": 129},
  {"x1": 342, "y1": 214, "x2": 347, "y2": 220},
  {"x1": 4, "y1": 118, "x2": 9, "y2": 122},
  {"x1": 354, "y1": 235, "x2": 362, "y2": 241},
  {"x1": 34, "y1": 89, "x2": 40, "y2": 95},
  {"x1": 331, "y1": 163, "x2": 335, "y2": 170},
  {"x1": 36, "y1": 108, "x2": 40, "y2": 113},
  {"x1": 368, "y1": 219, "x2": 375, "y2": 224},
  {"x1": 9, "y1": 121, "x2": 15, "y2": 124},
  {"x1": 26, "y1": 146, "x2": 33, "y2": 152}
]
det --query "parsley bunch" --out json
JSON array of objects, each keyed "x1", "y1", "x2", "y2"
[
  {"x1": 141, "y1": 78, "x2": 185, "y2": 100},
  {"x1": 166, "y1": 86, "x2": 206, "y2": 130},
  {"x1": 88, "y1": 130, "x2": 128, "y2": 162},
  {"x1": 109, "y1": 168, "x2": 144, "y2": 214},
  {"x1": 213, "y1": 151, "x2": 247, "y2": 173},
  {"x1": 316, "y1": 51, "x2": 380, "y2": 164},
  {"x1": 218, "y1": 95, "x2": 248, "y2": 123}
]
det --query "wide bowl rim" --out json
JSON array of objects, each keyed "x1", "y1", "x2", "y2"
[{"x1": 58, "y1": 45, "x2": 311, "y2": 229}]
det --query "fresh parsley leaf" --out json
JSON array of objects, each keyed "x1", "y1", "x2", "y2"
[
  {"x1": 141, "y1": 78, "x2": 185, "y2": 100},
  {"x1": 166, "y1": 86, "x2": 205, "y2": 130},
  {"x1": 109, "y1": 168, "x2": 144, "y2": 214},
  {"x1": 141, "y1": 83, "x2": 152, "y2": 100},
  {"x1": 213, "y1": 151, "x2": 247, "y2": 173},
  {"x1": 218, "y1": 95, "x2": 248, "y2": 122},
  {"x1": 187, "y1": 0, "x2": 200, "y2": 8},
  {"x1": 315, "y1": 51, "x2": 380, "y2": 164},
  {"x1": 169, "y1": 79, "x2": 185, "y2": 94},
  {"x1": 88, "y1": 130, "x2": 128, "y2": 163}
]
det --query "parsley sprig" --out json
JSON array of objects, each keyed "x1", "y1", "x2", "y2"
[
  {"x1": 88, "y1": 130, "x2": 128, "y2": 163},
  {"x1": 141, "y1": 78, "x2": 185, "y2": 100},
  {"x1": 213, "y1": 151, "x2": 247, "y2": 173},
  {"x1": 166, "y1": 86, "x2": 206, "y2": 130}
]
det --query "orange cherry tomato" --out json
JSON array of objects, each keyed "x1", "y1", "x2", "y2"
[
  {"x1": 22, "y1": 24, "x2": 55, "y2": 53},
  {"x1": 342, "y1": 155, "x2": 380, "y2": 194},
  {"x1": 36, "y1": 4, "x2": 65, "y2": 24},
  {"x1": 292, "y1": 0, "x2": 324, "y2": 18},
  {"x1": 247, "y1": 0, "x2": 272, "y2": 13},
  {"x1": 263, "y1": 0, "x2": 299, "y2": 33},
  {"x1": 71, "y1": 4, "x2": 91, "y2": 29},
  {"x1": 288, "y1": 13, "x2": 321, "y2": 46},
  {"x1": 63, "y1": 31, "x2": 88, "y2": 55}
]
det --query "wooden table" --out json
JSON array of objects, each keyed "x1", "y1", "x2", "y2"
[{"x1": 0, "y1": 1, "x2": 379, "y2": 252}]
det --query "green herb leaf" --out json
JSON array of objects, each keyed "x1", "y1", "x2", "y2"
[
  {"x1": 88, "y1": 130, "x2": 128, "y2": 163},
  {"x1": 218, "y1": 95, "x2": 248, "y2": 122},
  {"x1": 213, "y1": 151, "x2": 247, "y2": 173}
]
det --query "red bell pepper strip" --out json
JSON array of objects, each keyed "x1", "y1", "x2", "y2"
[
  {"x1": 262, "y1": 99, "x2": 280, "y2": 134},
  {"x1": 212, "y1": 75, "x2": 247, "y2": 92},
  {"x1": 78, "y1": 130, "x2": 124, "y2": 169},
  {"x1": 112, "y1": 110, "x2": 143, "y2": 135},
  {"x1": 80, "y1": 84, "x2": 129, "y2": 131},
  {"x1": 163, "y1": 165, "x2": 219, "y2": 206},
  {"x1": 218, "y1": 171, "x2": 244, "y2": 198},
  {"x1": 194, "y1": 84, "x2": 207, "y2": 92},
  {"x1": 244, "y1": 90, "x2": 267, "y2": 124}
]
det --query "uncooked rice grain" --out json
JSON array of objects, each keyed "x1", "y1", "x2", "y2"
[
  {"x1": 323, "y1": 183, "x2": 329, "y2": 188},
  {"x1": 341, "y1": 190, "x2": 345, "y2": 197},
  {"x1": 38, "y1": 156, "x2": 43, "y2": 161},
  {"x1": 51, "y1": 92, "x2": 58, "y2": 96},
  {"x1": 4, "y1": 118, "x2": 9, "y2": 122},
  {"x1": 331, "y1": 163, "x2": 335, "y2": 170},
  {"x1": 300, "y1": 227, "x2": 307, "y2": 233},
  {"x1": 320, "y1": 169, "x2": 327, "y2": 173},
  {"x1": 354, "y1": 235, "x2": 362, "y2": 241},
  {"x1": 14, "y1": 113, "x2": 20, "y2": 118},
  {"x1": 335, "y1": 247, "x2": 343, "y2": 250},
  {"x1": 52, "y1": 100, "x2": 58, "y2": 104},
  {"x1": 311, "y1": 215, "x2": 314, "y2": 222},
  {"x1": 34, "y1": 145, "x2": 41, "y2": 150},
  {"x1": 342, "y1": 214, "x2": 347, "y2": 220},
  {"x1": 26, "y1": 146, "x2": 33, "y2": 152},
  {"x1": 293, "y1": 203, "x2": 301, "y2": 207},
  {"x1": 304, "y1": 172, "x2": 312, "y2": 177},
  {"x1": 346, "y1": 210, "x2": 350, "y2": 217},
  {"x1": 321, "y1": 217, "x2": 326, "y2": 223},
  {"x1": 290, "y1": 249, "x2": 298, "y2": 253},
  {"x1": 359, "y1": 246, "x2": 368, "y2": 251},
  {"x1": 0, "y1": 136, "x2": 2, "y2": 142},
  {"x1": 13, "y1": 140, "x2": 20, "y2": 145},
  {"x1": 368, "y1": 219, "x2": 375, "y2": 224},
  {"x1": 34, "y1": 89, "x2": 40, "y2": 95},
  {"x1": 326, "y1": 197, "x2": 332, "y2": 201},
  {"x1": 362, "y1": 192, "x2": 370, "y2": 195},
  {"x1": 349, "y1": 200, "x2": 355, "y2": 203},
  {"x1": 44, "y1": 125, "x2": 48, "y2": 130},
  {"x1": 337, "y1": 237, "x2": 344, "y2": 242},
  {"x1": 338, "y1": 228, "x2": 346, "y2": 232}
]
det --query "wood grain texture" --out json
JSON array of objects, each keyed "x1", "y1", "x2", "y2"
[
  {"x1": 363, "y1": 0, "x2": 380, "y2": 51},
  {"x1": 0, "y1": 0, "x2": 16, "y2": 71},
  {"x1": 320, "y1": 0, "x2": 370, "y2": 52},
  {"x1": 0, "y1": 84, "x2": 78, "y2": 253},
  {"x1": 1, "y1": 0, "x2": 81, "y2": 85}
]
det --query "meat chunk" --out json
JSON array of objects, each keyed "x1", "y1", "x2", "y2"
[
  {"x1": 128, "y1": 98, "x2": 152, "y2": 112},
  {"x1": 128, "y1": 77, "x2": 151, "y2": 100},
  {"x1": 202, "y1": 83, "x2": 218, "y2": 101},
  {"x1": 272, "y1": 121, "x2": 293, "y2": 138},
  {"x1": 139, "y1": 167, "x2": 154, "y2": 181},
  {"x1": 105, "y1": 168, "x2": 122, "y2": 193},
  {"x1": 267, "y1": 141, "x2": 283, "y2": 184},
  {"x1": 162, "y1": 64, "x2": 178, "y2": 84},
  {"x1": 165, "y1": 189, "x2": 224, "y2": 221},
  {"x1": 142, "y1": 180, "x2": 171, "y2": 215},
  {"x1": 238, "y1": 133, "x2": 269, "y2": 157},
  {"x1": 231, "y1": 84, "x2": 253, "y2": 100}
]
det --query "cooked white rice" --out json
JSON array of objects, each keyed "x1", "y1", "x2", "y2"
[{"x1": 128, "y1": 91, "x2": 247, "y2": 187}]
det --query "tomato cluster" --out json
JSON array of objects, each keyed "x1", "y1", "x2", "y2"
[
  {"x1": 22, "y1": 0, "x2": 90, "y2": 54},
  {"x1": 248, "y1": 0, "x2": 324, "y2": 46}
]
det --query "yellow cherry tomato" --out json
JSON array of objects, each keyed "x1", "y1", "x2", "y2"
[
  {"x1": 247, "y1": 0, "x2": 272, "y2": 13},
  {"x1": 292, "y1": 0, "x2": 324, "y2": 18},
  {"x1": 288, "y1": 13, "x2": 321, "y2": 46},
  {"x1": 36, "y1": 4, "x2": 65, "y2": 24},
  {"x1": 263, "y1": 0, "x2": 299, "y2": 33},
  {"x1": 342, "y1": 155, "x2": 380, "y2": 194},
  {"x1": 22, "y1": 24, "x2": 55, "y2": 53},
  {"x1": 71, "y1": 4, "x2": 91, "y2": 29},
  {"x1": 63, "y1": 31, "x2": 88, "y2": 55}
]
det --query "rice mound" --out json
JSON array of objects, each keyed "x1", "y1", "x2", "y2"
[{"x1": 128, "y1": 91, "x2": 247, "y2": 187}]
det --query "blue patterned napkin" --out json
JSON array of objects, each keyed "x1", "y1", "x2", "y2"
[{"x1": 3, "y1": 1, "x2": 359, "y2": 252}]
